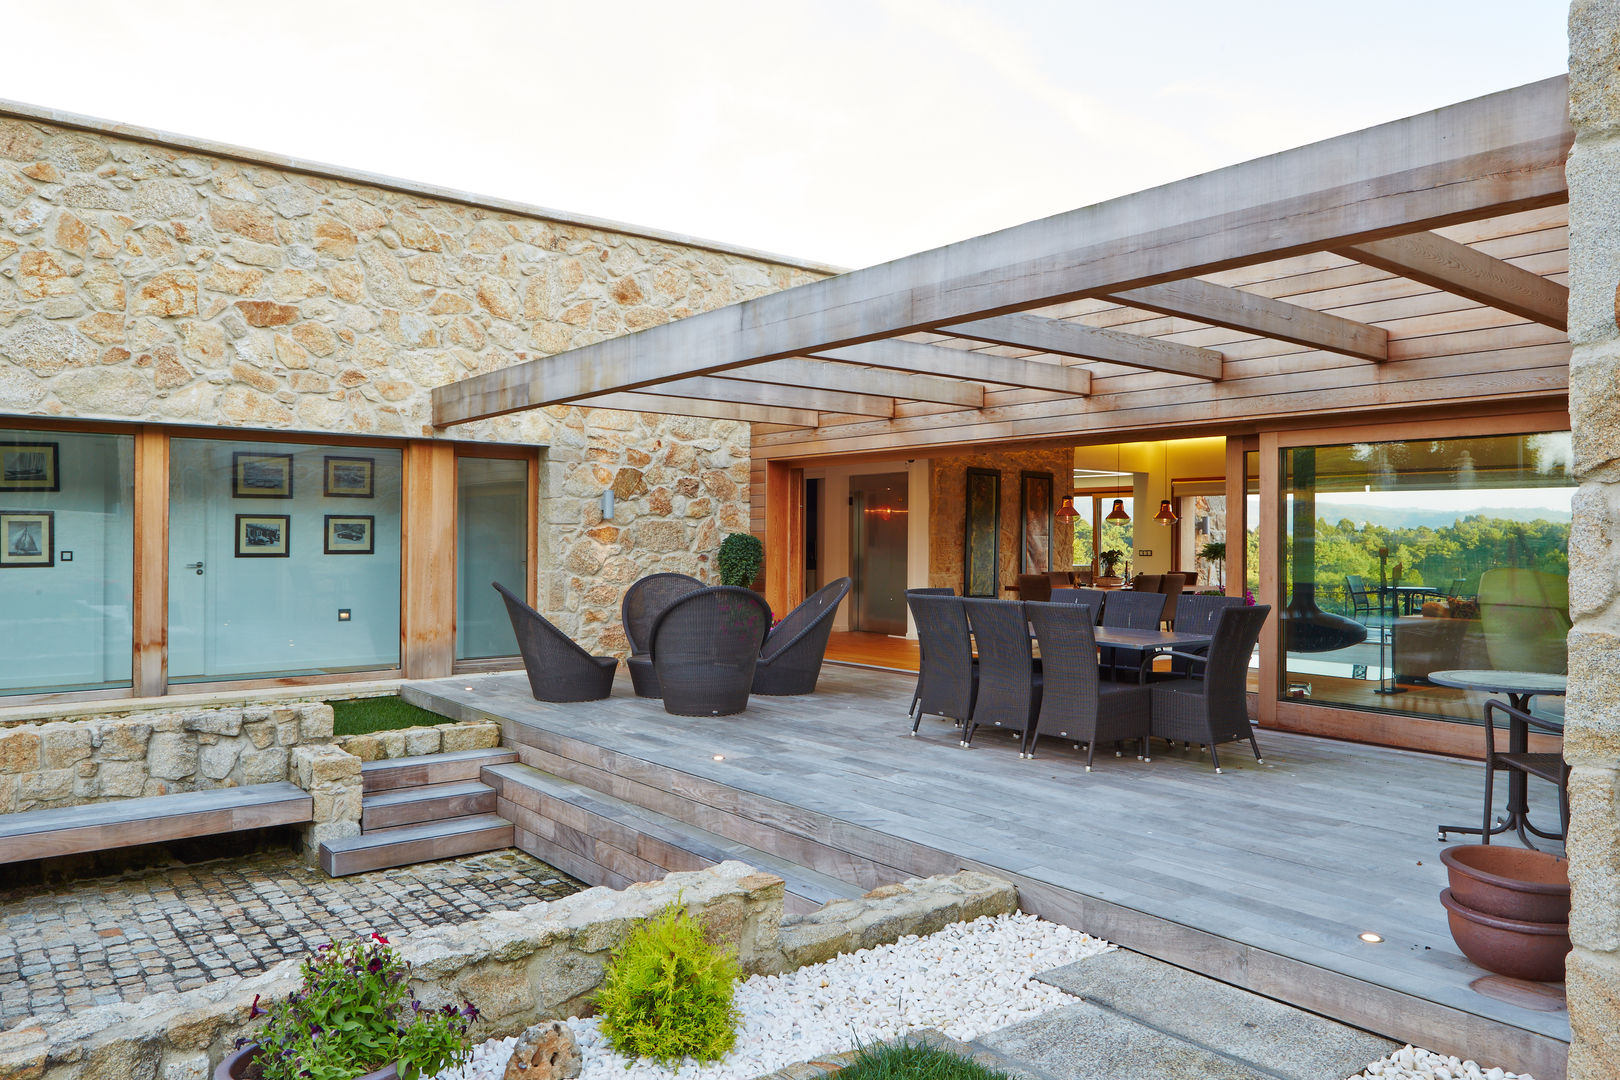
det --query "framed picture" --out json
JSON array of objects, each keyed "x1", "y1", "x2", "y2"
[
  {"x1": 324, "y1": 514, "x2": 375, "y2": 555},
  {"x1": 963, "y1": 467, "x2": 1001, "y2": 598},
  {"x1": 0, "y1": 510, "x2": 54, "y2": 568},
  {"x1": 0, "y1": 442, "x2": 59, "y2": 492},
  {"x1": 235, "y1": 514, "x2": 290, "y2": 557},
  {"x1": 1020, "y1": 471, "x2": 1054, "y2": 574},
  {"x1": 324, "y1": 456, "x2": 375, "y2": 498},
  {"x1": 232, "y1": 452, "x2": 294, "y2": 499}
]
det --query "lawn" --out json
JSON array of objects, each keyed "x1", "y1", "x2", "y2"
[
  {"x1": 326, "y1": 695, "x2": 456, "y2": 736},
  {"x1": 838, "y1": 1042, "x2": 1013, "y2": 1080}
]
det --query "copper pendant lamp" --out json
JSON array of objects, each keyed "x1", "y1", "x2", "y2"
[{"x1": 1154, "y1": 441, "x2": 1178, "y2": 525}]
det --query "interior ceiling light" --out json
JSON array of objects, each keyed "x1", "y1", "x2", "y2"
[
  {"x1": 1106, "y1": 499, "x2": 1131, "y2": 522},
  {"x1": 1155, "y1": 441, "x2": 1178, "y2": 525},
  {"x1": 1056, "y1": 496, "x2": 1079, "y2": 521}
]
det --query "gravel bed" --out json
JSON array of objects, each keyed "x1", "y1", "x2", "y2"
[
  {"x1": 1350, "y1": 1045, "x2": 1534, "y2": 1080},
  {"x1": 432, "y1": 911, "x2": 1109, "y2": 1080}
]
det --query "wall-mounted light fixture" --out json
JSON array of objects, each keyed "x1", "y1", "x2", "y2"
[{"x1": 600, "y1": 488, "x2": 615, "y2": 521}]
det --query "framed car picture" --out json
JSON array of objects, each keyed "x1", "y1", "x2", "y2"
[
  {"x1": 324, "y1": 514, "x2": 375, "y2": 555},
  {"x1": 232, "y1": 452, "x2": 294, "y2": 499},
  {"x1": 235, "y1": 514, "x2": 291, "y2": 557},
  {"x1": 324, "y1": 456, "x2": 375, "y2": 498},
  {"x1": 0, "y1": 442, "x2": 60, "y2": 492},
  {"x1": 0, "y1": 510, "x2": 54, "y2": 568}
]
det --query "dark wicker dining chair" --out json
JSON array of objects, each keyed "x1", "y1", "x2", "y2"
[
  {"x1": 903, "y1": 587, "x2": 957, "y2": 718},
  {"x1": 962, "y1": 599, "x2": 1041, "y2": 755},
  {"x1": 1025, "y1": 601, "x2": 1151, "y2": 769},
  {"x1": 1099, "y1": 589, "x2": 1168, "y2": 682},
  {"x1": 623, "y1": 572, "x2": 705, "y2": 697},
  {"x1": 1148, "y1": 604, "x2": 1271, "y2": 773},
  {"x1": 752, "y1": 577, "x2": 852, "y2": 695},
  {"x1": 649, "y1": 586, "x2": 772, "y2": 716},
  {"x1": 493, "y1": 582, "x2": 618, "y2": 702},
  {"x1": 1168, "y1": 594, "x2": 1243, "y2": 677},
  {"x1": 1015, "y1": 574, "x2": 1053, "y2": 602},
  {"x1": 907, "y1": 593, "x2": 977, "y2": 737}
]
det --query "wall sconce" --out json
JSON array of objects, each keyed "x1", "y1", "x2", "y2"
[{"x1": 600, "y1": 488, "x2": 615, "y2": 520}]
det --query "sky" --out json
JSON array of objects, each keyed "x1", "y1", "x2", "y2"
[{"x1": 0, "y1": 1, "x2": 1570, "y2": 268}]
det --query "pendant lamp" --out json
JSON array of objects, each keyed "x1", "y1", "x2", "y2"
[
  {"x1": 1056, "y1": 495, "x2": 1079, "y2": 521},
  {"x1": 1154, "y1": 441, "x2": 1178, "y2": 525},
  {"x1": 1105, "y1": 498, "x2": 1130, "y2": 522}
]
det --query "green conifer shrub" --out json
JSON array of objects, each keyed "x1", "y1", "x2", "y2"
[{"x1": 593, "y1": 902, "x2": 741, "y2": 1063}]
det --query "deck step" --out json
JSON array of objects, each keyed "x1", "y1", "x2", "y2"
[
  {"x1": 361, "y1": 780, "x2": 497, "y2": 832},
  {"x1": 318, "y1": 813, "x2": 513, "y2": 876},
  {"x1": 360, "y1": 749, "x2": 517, "y2": 793},
  {"x1": 483, "y1": 762, "x2": 864, "y2": 915}
]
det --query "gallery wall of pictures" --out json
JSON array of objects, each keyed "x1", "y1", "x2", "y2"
[
  {"x1": 0, "y1": 430, "x2": 135, "y2": 695},
  {"x1": 167, "y1": 438, "x2": 404, "y2": 682}
]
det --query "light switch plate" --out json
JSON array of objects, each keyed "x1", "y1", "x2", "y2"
[{"x1": 1136, "y1": 549, "x2": 1153, "y2": 557}]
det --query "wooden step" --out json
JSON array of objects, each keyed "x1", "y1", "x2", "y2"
[
  {"x1": 360, "y1": 749, "x2": 516, "y2": 793},
  {"x1": 361, "y1": 780, "x2": 496, "y2": 832},
  {"x1": 484, "y1": 763, "x2": 864, "y2": 914},
  {"x1": 318, "y1": 813, "x2": 513, "y2": 876}
]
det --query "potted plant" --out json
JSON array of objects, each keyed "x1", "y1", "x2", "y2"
[
  {"x1": 1096, "y1": 549, "x2": 1125, "y2": 586},
  {"x1": 717, "y1": 533, "x2": 765, "y2": 588},
  {"x1": 1198, "y1": 540, "x2": 1227, "y2": 589},
  {"x1": 216, "y1": 934, "x2": 477, "y2": 1080}
]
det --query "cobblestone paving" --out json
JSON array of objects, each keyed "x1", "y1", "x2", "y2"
[{"x1": 0, "y1": 849, "x2": 582, "y2": 1025}]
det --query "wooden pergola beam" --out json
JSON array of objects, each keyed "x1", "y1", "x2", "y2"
[
  {"x1": 1096, "y1": 278, "x2": 1390, "y2": 362},
  {"x1": 649, "y1": 376, "x2": 894, "y2": 417},
  {"x1": 941, "y1": 313, "x2": 1224, "y2": 378},
  {"x1": 580, "y1": 393, "x2": 819, "y2": 427},
  {"x1": 433, "y1": 76, "x2": 1569, "y2": 425},
  {"x1": 1336, "y1": 231, "x2": 1568, "y2": 331},
  {"x1": 723, "y1": 358, "x2": 985, "y2": 408},
  {"x1": 810, "y1": 340, "x2": 1091, "y2": 394}
]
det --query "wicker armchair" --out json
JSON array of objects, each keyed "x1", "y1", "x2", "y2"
[
  {"x1": 1099, "y1": 590, "x2": 1167, "y2": 682},
  {"x1": 493, "y1": 582, "x2": 617, "y2": 702},
  {"x1": 649, "y1": 586, "x2": 772, "y2": 716},
  {"x1": 752, "y1": 577, "x2": 851, "y2": 695},
  {"x1": 1148, "y1": 604, "x2": 1271, "y2": 772},
  {"x1": 1026, "y1": 601, "x2": 1151, "y2": 768},
  {"x1": 623, "y1": 572, "x2": 705, "y2": 698},
  {"x1": 1169, "y1": 594, "x2": 1243, "y2": 677},
  {"x1": 904, "y1": 588, "x2": 958, "y2": 719},
  {"x1": 1052, "y1": 587, "x2": 1107, "y2": 619},
  {"x1": 962, "y1": 599, "x2": 1041, "y2": 754},
  {"x1": 906, "y1": 593, "x2": 977, "y2": 737}
]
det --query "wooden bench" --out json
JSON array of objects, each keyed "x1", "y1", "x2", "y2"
[{"x1": 0, "y1": 782, "x2": 313, "y2": 865}]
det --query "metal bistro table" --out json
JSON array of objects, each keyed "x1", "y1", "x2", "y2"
[{"x1": 1431, "y1": 669, "x2": 1568, "y2": 848}]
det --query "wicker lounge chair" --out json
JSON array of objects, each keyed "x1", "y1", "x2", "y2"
[
  {"x1": 1099, "y1": 590, "x2": 1167, "y2": 681},
  {"x1": 907, "y1": 593, "x2": 977, "y2": 736},
  {"x1": 493, "y1": 582, "x2": 617, "y2": 702},
  {"x1": 623, "y1": 572, "x2": 705, "y2": 697},
  {"x1": 904, "y1": 588, "x2": 957, "y2": 719},
  {"x1": 752, "y1": 577, "x2": 852, "y2": 695},
  {"x1": 962, "y1": 599, "x2": 1041, "y2": 754},
  {"x1": 1025, "y1": 601, "x2": 1151, "y2": 768},
  {"x1": 1148, "y1": 604, "x2": 1271, "y2": 772},
  {"x1": 648, "y1": 586, "x2": 772, "y2": 716}
]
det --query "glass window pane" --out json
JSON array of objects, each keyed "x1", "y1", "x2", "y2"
[
  {"x1": 457, "y1": 457, "x2": 528, "y2": 660},
  {"x1": 167, "y1": 439, "x2": 402, "y2": 682},
  {"x1": 1278, "y1": 432, "x2": 1571, "y2": 726},
  {"x1": 0, "y1": 430, "x2": 134, "y2": 695}
]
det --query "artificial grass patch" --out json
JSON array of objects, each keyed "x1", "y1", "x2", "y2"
[
  {"x1": 837, "y1": 1042, "x2": 1015, "y2": 1080},
  {"x1": 327, "y1": 695, "x2": 456, "y2": 736}
]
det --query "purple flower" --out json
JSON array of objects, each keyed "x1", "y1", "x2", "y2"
[
  {"x1": 460, "y1": 1000, "x2": 481, "y2": 1022},
  {"x1": 248, "y1": 994, "x2": 265, "y2": 1019}
]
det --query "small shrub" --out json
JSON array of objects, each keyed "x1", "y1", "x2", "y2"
[
  {"x1": 594, "y1": 902, "x2": 740, "y2": 1063},
  {"x1": 717, "y1": 533, "x2": 765, "y2": 587},
  {"x1": 838, "y1": 1040, "x2": 1015, "y2": 1080}
]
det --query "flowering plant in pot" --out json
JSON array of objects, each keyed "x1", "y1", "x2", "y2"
[{"x1": 216, "y1": 933, "x2": 477, "y2": 1080}]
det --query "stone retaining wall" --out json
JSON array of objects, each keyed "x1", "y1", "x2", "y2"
[
  {"x1": 334, "y1": 719, "x2": 500, "y2": 761},
  {"x1": 0, "y1": 864, "x2": 1018, "y2": 1080}
]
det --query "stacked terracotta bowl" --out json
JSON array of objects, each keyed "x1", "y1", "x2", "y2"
[{"x1": 1440, "y1": 845, "x2": 1570, "y2": 982}]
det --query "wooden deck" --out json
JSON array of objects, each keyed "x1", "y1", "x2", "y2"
[{"x1": 410, "y1": 664, "x2": 1570, "y2": 1079}]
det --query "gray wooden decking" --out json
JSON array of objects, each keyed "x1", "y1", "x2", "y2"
[{"x1": 410, "y1": 665, "x2": 1569, "y2": 1076}]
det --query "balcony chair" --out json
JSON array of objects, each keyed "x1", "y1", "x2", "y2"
[
  {"x1": 903, "y1": 588, "x2": 957, "y2": 719},
  {"x1": 962, "y1": 599, "x2": 1041, "y2": 754},
  {"x1": 1480, "y1": 699, "x2": 1569, "y2": 844},
  {"x1": 1344, "y1": 574, "x2": 1373, "y2": 623},
  {"x1": 1015, "y1": 573, "x2": 1053, "y2": 602},
  {"x1": 906, "y1": 593, "x2": 977, "y2": 737},
  {"x1": 1147, "y1": 604, "x2": 1271, "y2": 773},
  {"x1": 752, "y1": 577, "x2": 852, "y2": 696},
  {"x1": 622, "y1": 572, "x2": 704, "y2": 697},
  {"x1": 493, "y1": 582, "x2": 617, "y2": 702},
  {"x1": 1025, "y1": 601, "x2": 1151, "y2": 769},
  {"x1": 648, "y1": 586, "x2": 772, "y2": 716},
  {"x1": 1168, "y1": 594, "x2": 1242, "y2": 677},
  {"x1": 1099, "y1": 589, "x2": 1167, "y2": 682}
]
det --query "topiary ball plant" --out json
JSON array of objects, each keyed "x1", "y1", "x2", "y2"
[
  {"x1": 594, "y1": 902, "x2": 740, "y2": 1064},
  {"x1": 717, "y1": 533, "x2": 764, "y2": 588}
]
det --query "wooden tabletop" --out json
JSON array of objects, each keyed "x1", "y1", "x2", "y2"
[{"x1": 1092, "y1": 627, "x2": 1212, "y2": 649}]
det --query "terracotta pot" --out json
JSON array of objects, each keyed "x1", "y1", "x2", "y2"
[
  {"x1": 215, "y1": 1044, "x2": 399, "y2": 1080},
  {"x1": 1440, "y1": 888, "x2": 1570, "y2": 983},
  {"x1": 1440, "y1": 845, "x2": 1569, "y2": 924}
]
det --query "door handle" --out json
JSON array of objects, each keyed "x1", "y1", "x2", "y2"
[{"x1": 186, "y1": 561, "x2": 205, "y2": 576}]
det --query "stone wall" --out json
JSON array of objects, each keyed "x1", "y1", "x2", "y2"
[
  {"x1": 0, "y1": 864, "x2": 1019, "y2": 1080},
  {"x1": 1565, "y1": 6, "x2": 1620, "y2": 1076},
  {"x1": 335, "y1": 719, "x2": 500, "y2": 761},
  {"x1": 929, "y1": 447, "x2": 1075, "y2": 592}
]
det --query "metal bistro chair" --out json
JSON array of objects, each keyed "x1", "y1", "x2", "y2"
[
  {"x1": 493, "y1": 582, "x2": 617, "y2": 702},
  {"x1": 1344, "y1": 574, "x2": 1373, "y2": 623},
  {"x1": 648, "y1": 586, "x2": 772, "y2": 716},
  {"x1": 962, "y1": 599, "x2": 1041, "y2": 755},
  {"x1": 1148, "y1": 604, "x2": 1271, "y2": 773},
  {"x1": 752, "y1": 577, "x2": 851, "y2": 696},
  {"x1": 907, "y1": 593, "x2": 977, "y2": 738},
  {"x1": 1099, "y1": 590, "x2": 1167, "y2": 682},
  {"x1": 1015, "y1": 573, "x2": 1053, "y2": 603},
  {"x1": 623, "y1": 572, "x2": 705, "y2": 697},
  {"x1": 1026, "y1": 601, "x2": 1151, "y2": 769},
  {"x1": 904, "y1": 588, "x2": 957, "y2": 719},
  {"x1": 1480, "y1": 699, "x2": 1569, "y2": 844}
]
